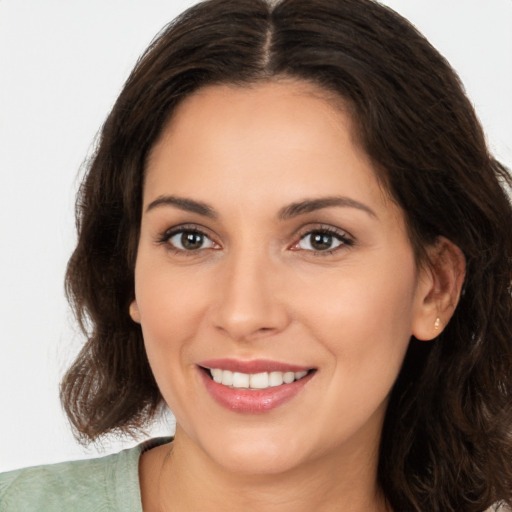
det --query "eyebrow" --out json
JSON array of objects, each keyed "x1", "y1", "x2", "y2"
[
  {"x1": 145, "y1": 194, "x2": 377, "y2": 220},
  {"x1": 278, "y1": 196, "x2": 377, "y2": 219},
  {"x1": 146, "y1": 195, "x2": 217, "y2": 218}
]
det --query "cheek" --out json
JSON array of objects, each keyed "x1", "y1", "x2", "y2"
[
  {"x1": 296, "y1": 254, "x2": 418, "y2": 387},
  {"x1": 134, "y1": 260, "x2": 209, "y2": 422},
  {"x1": 294, "y1": 258, "x2": 417, "y2": 442},
  {"x1": 134, "y1": 258, "x2": 209, "y2": 345},
  {"x1": 133, "y1": 258, "x2": 213, "y2": 412}
]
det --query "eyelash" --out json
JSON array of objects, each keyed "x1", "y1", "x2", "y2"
[
  {"x1": 157, "y1": 225, "x2": 218, "y2": 256},
  {"x1": 157, "y1": 224, "x2": 354, "y2": 256},
  {"x1": 292, "y1": 225, "x2": 354, "y2": 256}
]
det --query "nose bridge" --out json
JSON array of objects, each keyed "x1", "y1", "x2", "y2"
[{"x1": 212, "y1": 241, "x2": 288, "y2": 340}]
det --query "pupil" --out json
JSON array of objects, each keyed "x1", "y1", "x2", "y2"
[
  {"x1": 181, "y1": 232, "x2": 203, "y2": 250},
  {"x1": 311, "y1": 233, "x2": 332, "y2": 250}
]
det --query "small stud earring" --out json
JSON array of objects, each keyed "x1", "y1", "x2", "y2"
[{"x1": 434, "y1": 317, "x2": 441, "y2": 330}]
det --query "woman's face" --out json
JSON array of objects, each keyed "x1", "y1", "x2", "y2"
[{"x1": 132, "y1": 80, "x2": 433, "y2": 475}]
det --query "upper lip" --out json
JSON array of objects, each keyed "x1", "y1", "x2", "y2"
[{"x1": 198, "y1": 358, "x2": 313, "y2": 374}]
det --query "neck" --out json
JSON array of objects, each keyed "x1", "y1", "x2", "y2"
[{"x1": 140, "y1": 428, "x2": 390, "y2": 512}]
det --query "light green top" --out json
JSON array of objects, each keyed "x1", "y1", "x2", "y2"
[
  {"x1": 2, "y1": 439, "x2": 506, "y2": 511},
  {"x1": 0, "y1": 438, "x2": 171, "y2": 512}
]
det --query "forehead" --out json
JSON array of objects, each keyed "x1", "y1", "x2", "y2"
[
  {"x1": 147, "y1": 79, "x2": 361, "y2": 171},
  {"x1": 144, "y1": 80, "x2": 395, "y2": 219}
]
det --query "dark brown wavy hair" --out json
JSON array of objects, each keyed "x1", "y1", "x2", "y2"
[{"x1": 61, "y1": 0, "x2": 512, "y2": 510}]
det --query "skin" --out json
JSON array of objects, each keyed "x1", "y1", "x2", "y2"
[{"x1": 131, "y1": 80, "x2": 464, "y2": 512}]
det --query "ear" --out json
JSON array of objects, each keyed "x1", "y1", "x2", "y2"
[
  {"x1": 129, "y1": 299, "x2": 141, "y2": 324},
  {"x1": 412, "y1": 237, "x2": 466, "y2": 341}
]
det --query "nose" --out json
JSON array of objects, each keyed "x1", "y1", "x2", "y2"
[{"x1": 211, "y1": 250, "x2": 291, "y2": 342}]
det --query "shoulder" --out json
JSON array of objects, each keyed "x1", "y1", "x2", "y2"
[{"x1": 0, "y1": 439, "x2": 170, "y2": 512}]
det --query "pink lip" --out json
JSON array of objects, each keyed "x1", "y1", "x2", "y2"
[
  {"x1": 198, "y1": 358, "x2": 311, "y2": 373},
  {"x1": 196, "y1": 359, "x2": 315, "y2": 414}
]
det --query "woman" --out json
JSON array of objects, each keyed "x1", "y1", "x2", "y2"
[{"x1": 1, "y1": 0, "x2": 511, "y2": 510}]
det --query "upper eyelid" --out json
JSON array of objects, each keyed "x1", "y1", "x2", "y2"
[
  {"x1": 159, "y1": 223, "x2": 215, "y2": 239},
  {"x1": 294, "y1": 224, "x2": 354, "y2": 241}
]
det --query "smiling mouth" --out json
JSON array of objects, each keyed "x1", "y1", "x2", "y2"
[
  {"x1": 201, "y1": 367, "x2": 314, "y2": 390},
  {"x1": 198, "y1": 361, "x2": 316, "y2": 412}
]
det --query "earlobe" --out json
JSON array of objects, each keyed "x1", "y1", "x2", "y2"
[
  {"x1": 129, "y1": 300, "x2": 141, "y2": 324},
  {"x1": 412, "y1": 237, "x2": 466, "y2": 341}
]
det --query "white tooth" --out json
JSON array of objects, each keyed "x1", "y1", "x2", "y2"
[
  {"x1": 211, "y1": 368, "x2": 223, "y2": 383},
  {"x1": 294, "y1": 371, "x2": 308, "y2": 380},
  {"x1": 269, "y1": 371, "x2": 284, "y2": 387},
  {"x1": 221, "y1": 370, "x2": 233, "y2": 386},
  {"x1": 232, "y1": 372, "x2": 250, "y2": 388},
  {"x1": 283, "y1": 371, "x2": 295, "y2": 384},
  {"x1": 250, "y1": 372, "x2": 269, "y2": 389}
]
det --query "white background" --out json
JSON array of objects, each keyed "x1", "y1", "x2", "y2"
[{"x1": 1, "y1": 0, "x2": 511, "y2": 472}]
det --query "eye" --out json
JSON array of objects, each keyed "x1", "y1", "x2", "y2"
[
  {"x1": 292, "y1": 228, "x2": 353, "y2": 253},
  {"x1": 161, "y1": 228, "x2": 218, "y2": 252}
]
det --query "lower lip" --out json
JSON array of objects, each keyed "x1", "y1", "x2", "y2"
[{"x1": 198, "y1": 368, "x2": 314, "y2": 413}]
